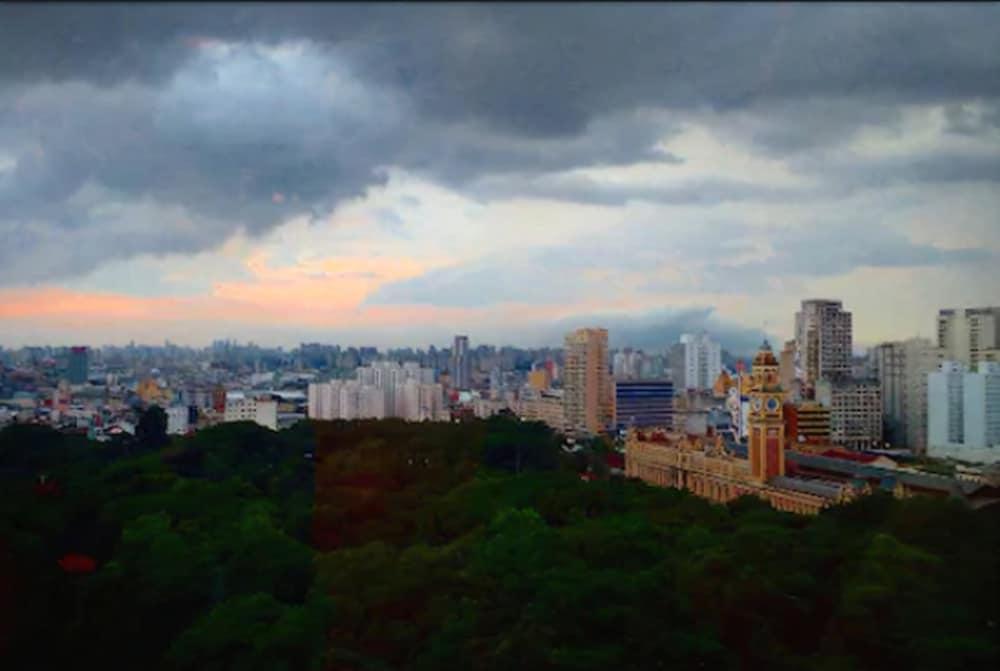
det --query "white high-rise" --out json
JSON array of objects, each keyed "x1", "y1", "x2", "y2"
[
  {"x1": 937, "y1": 307, "x2": 1000, "y2": 368},
  {"x1": 928, "y1": 361, "x2": 1000, "y2": 464},
  {"x1": 680, "y1": 333, "x2": 721, "y2": 391}
]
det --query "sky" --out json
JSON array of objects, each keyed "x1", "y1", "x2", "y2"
[{"x1": 0, "y1": 4, "x2": 998, "y2": 354}]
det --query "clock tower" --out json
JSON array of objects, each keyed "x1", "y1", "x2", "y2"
[{"x1": 748, "y1": 340, "x2": 786, "y2": 482}]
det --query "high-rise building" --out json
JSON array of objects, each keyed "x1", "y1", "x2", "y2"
[
  {"x1": 612, "y1": 348, "x2": 643, "y2": 380},
  {"x1": 928, "y1": 361, "x2": 1000, "y2": 464},
  {"x1": 937, "y1": 307, "x2": 1000, "y2": 368},
  {"x1": 815, "y1": 378, "x2": 882, "y2": 451},
  {"x1": 872, "y1": 338, "x2": 944, "y2": 453},
  {"x1": 680, "y1": 332, "x2": 722, "y2": 391},
  {"x1": 778, "y1": 340, "x2": 796, "y2": 392},
  {"x1": 451, "y1": 335, "x2": 471, "y2": 390},
  {"x1": 795, "y1": 299, "x2": 853, "y2": 390},
  {"x1": 613, "y1": 379, "x2": 674, "y2": 431},
  {"x1": 67, "y1": 346, "x2": 89, "y2": 385},
  {"x1": 872, "y1": 342, "x2": 906, "y2": 446},
  {"x1": 563, "y1": 328, "x2": 612, "y2": 435}
]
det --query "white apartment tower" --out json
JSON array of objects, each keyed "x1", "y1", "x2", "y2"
[
  {"x1": 680, "y1": 332, "x2": 722, "y2": 391},
  {"x1": 937, "y1": 307, "x2": 1000, "y2": 368},
  {"x1": 928, "y1": 361, "x2": 1000, "y2": 464},
  {"x1": 795, "y1": 299, "x2": 853, "y2": 388}
]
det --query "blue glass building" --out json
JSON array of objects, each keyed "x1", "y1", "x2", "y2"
[{"x1": 614, "y1": 379, "x2": 674, "y2": 431}]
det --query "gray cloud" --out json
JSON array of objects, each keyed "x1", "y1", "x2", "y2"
[{"x1": 1, "y1": 4, "x2": 999, "y2": 284}]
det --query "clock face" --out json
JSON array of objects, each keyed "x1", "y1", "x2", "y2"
[
  {"x1": 766, "y1": 397, "x2": 780, "y2": 413},
  {"x1": 752, "y1": 398, "x2": 763, "y2": 412}
]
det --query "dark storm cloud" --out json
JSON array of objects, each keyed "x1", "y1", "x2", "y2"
[
  {"x1": 545, "y1": 308, "x2": 769, "y2": 357},
  {"x1": 1, "y1": 4, "x2": 998, "y2": 284}
]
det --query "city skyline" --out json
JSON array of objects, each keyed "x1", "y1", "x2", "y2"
[{"x1": 1, "y1": 5, "x2": 998, "y2": 349}]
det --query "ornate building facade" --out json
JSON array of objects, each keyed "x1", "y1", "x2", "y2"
[
  {"x1": 626, "y1": 342, "x2": 863, "y2": 515},
  {"x1": 626, "y1": 341, "x2": 1000, "y2": 513}
]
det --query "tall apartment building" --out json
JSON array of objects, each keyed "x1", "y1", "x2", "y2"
[
  {"x1": 795, "y1": 299, "x2": 853, "y2": 389},
  {"x1": 779, "y1": 340, "x2": 796, "y2": 391},
  {"x1": 937, "y1": 307, "x2": 1000, "y2": 368},
  {"x1": 563, "y1": 328, "x2": 612, "y2": 435},
  {"x1": 612, "y1": 348, "x2": 643, "y2": 380},
  {"x1": 680, "y1": 332, "x2": 722, "y2": 391},
  {"x1": 451, "y1": 335, "x2": 471, "y2": 390},
  {"x1": 928, "y1": 361, "x2": 1000, "y2": 464},
  {"x1": 815, "y1": 378, "x2": 882, "y2": 450},
  {"x1": 872, "y1": 338, "x2": 945, "y2": 454}
]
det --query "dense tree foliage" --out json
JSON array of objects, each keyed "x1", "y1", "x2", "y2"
[{"x1": 0, "y1": 417, "x2": 997, "y2": 671}]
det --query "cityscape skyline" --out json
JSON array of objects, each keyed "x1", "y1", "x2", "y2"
[{"x1": 1, "y1": 5, "x2": 998, "y2": 349}]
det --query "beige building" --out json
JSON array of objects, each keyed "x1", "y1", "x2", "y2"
[
  {"x1": 563, "y1": 328, "x2": 612, "y2": 435},
  {"x1": 779, "y1": 340, "x2": 796, "y2": 392},
  {"x1": 816, "y1": 378, "x2": 883, "y2": 450},
  {"x1": 519, "y1": 389, "x2": 570, "y2": 433},
  {"x1": 938, "y1": 307, "x2": 1000, "y2": 369}
]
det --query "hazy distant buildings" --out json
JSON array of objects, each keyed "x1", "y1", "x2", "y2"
[
  {"x1": 795, "y1": 299, "x2": 853, "y2": 389},
  {"x1": 451, "y1": 335, "x2": 471, "y2": 390},
  {"x1": 680, "y1": 332, "x2": 721, "y2": 391},
  {"x1": 937, "y1": 307, "x2": 1000, "y2": 368},
  {"x1": 928, "y1": 361, "x2": 1000, "y2": 464},
  {"x1": 612, "y1": 348, "x2": 642, "y2": 380},
  {"x1": 67, "y1": 346, "x2": 89, "y2": 385},
  {"x1": 563, "y1": 328, "x2": 612, "y2": 435},
  {"x1": 308, "y1": 360, "x2": 443, "y2": 422}
]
